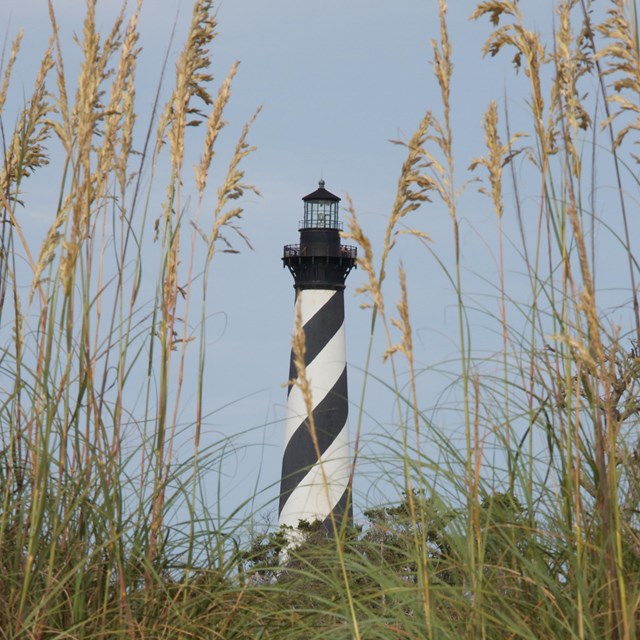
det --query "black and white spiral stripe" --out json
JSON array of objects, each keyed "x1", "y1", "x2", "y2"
[{"x1": 278, "y1": 288, "x2": 352, "y2": 530}]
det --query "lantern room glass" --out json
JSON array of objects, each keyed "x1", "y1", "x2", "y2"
[{"x1": 303, "y1": 199, "x2": 339, "y2": 229}]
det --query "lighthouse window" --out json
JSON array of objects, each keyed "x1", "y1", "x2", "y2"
[{"x1": 303, "y1": 200, "x2": 340, "y2": 228}]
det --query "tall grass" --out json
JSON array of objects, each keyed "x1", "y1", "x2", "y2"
[
  {"x1": 0, "y1": 0, "x2": 258, "y2": 636},
  {"x1": 2, "y1": 0, "x2": 640, "y2": 638}
]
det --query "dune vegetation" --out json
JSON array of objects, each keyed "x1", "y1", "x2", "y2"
[{"x1": 2, "y1": 0, "x2": 640, "y2": 637}]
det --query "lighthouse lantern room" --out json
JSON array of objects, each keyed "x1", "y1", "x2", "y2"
[{"x1": 283, "y1": 180, "x2": 357, "y2": 291}]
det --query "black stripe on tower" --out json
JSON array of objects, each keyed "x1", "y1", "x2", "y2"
[
  {"x1": 286, "y1": 291, "x2": 344, "y2": 397},
  {"x1": 279, "y1": 368, "x2": 348, "y2": 514},
  {"x1": 323, "y1": 486, "x2": 351, "y2": 530}
]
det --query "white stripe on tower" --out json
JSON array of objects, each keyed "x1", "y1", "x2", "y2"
[{"x1": 278, "y1": 288, "x2": 352, "y2": 529}]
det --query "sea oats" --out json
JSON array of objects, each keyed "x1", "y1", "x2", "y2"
[
  {"x1": 206, "y1": 107, "x2": 260, "y2": 260},
  {"x1": 98, "y1": 3, "x2": 140, "y2": 193},
  {"x1": 32, "y1": 193, "x2": 72, "y2": 300},
  {"x1": 117, "y1": 10, "x2": 140, "y2": 193},
  {"x1": 471, "y1": 0, "x2": 521, "y2": 27},
  {"x1": 343, "y1": 198, "x2": 383, "y2": 315},
  {"x1": 0, "y1": 44, "x2": 55, "y2": 302},
  {"x1": 385, "y1": 112, "x2": 436, "y2": 263},
  {"x1": 554, "y1": 0, "x2": 593, "y2": 180},
  {"x1": 384, "y1": 265, "x2": 413, "y2": 364},
  {"x1": 195, "y1": 61, "x2": 239, "y2": 197},
  {"x1": 47, "y1": 1, "x2": 72, "y2": 154},
  {"x1": 161, "y1": 0, "x2": 216, "y2": 178},
  {"x1": 433, "y1": 0, "x2": 452, "y2": 130},
  {"x1": 0, "y1": 44, "x2": 54, "y2": 205},
  {"x1": 469, "y1": 101, "x2": 524, "y2": 219},
  {"x1": 473, "y1": 1, "x2": 555, "y2": 158},
  {"x1": 596, "y1": 0, "x2": 640, "y2": 159},
  {"x1": 0, "y1": 29, "x2": 23, "y2": 117}
]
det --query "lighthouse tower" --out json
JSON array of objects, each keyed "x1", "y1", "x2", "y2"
[{"x1": 279, "y1": 180, "x2": 357, "y2": 532}]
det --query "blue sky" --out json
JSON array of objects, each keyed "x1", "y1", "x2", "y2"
[{"x1": 5, "y1": 0, "x2": 636, "y2": 527}]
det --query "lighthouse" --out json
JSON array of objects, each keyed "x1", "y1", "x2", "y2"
[{"x1": 279, "y1": 180, "x2": 357, "y2": 533}]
